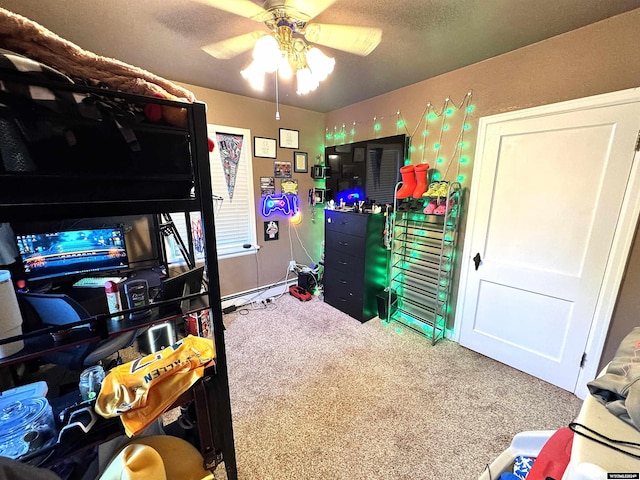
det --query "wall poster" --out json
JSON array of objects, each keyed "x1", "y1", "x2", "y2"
[{"x1": 260, "y1": 176, "x2": 275, "y2": 196}]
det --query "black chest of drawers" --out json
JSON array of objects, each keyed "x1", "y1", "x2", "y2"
[{"x1": 323, "y1": 210, "x2": 388, "y2": 322}]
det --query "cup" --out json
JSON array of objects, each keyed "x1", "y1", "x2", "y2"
[{"x1": 79, "y1": 365, "x2": 105, "y2": 401}]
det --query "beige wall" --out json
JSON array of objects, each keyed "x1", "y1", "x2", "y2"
[
  {"x1": 175, "y1": 84, "x2": 325, "y2": 298},
  {"x1": 325, "y1": 8, "x2": 640, "y2": 366},
  {"x1": 179, "y1": 8, "x2": 640, "y2": 367}
]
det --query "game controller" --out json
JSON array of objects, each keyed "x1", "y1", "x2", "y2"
[
  {"x1": 289, "y1": 285, "x2": 312, "y2": 301},
  {"x1": 262, "y1": 194, "x2": 299, "y2": 217}
]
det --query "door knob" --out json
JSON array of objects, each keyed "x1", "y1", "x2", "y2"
[{"x1": 473, "y1": 253, "x2": 482, "y2": 271}]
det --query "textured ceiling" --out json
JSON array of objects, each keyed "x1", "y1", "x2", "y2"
[{"x1": 2, "y1": 0, "x2": 640, "y2": 112}]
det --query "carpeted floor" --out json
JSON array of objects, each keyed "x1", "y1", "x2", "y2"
[{"x1": 218, "y1": 293, "x2": 582, "y2": 479}]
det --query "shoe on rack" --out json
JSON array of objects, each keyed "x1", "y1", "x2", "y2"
[
  {"x1": 434, "y1": 198, "x2": 454, "y2": 215},
  {"x1": 422, "y1": 182, "x2": 441, "y2": 197},
  {"x1": 423, "y1": 199, "x2": 438, "y2": 215},
  {"x1": 409, "y1": 199, "x2": 422, "y2": 211},
  {"x1": 412, "y1": 163, "x2": 430, "y2": 198},
  {"x1": 435, "y1": 181, "x2": 450, "y2": 198},
  {"x1": 396, "y1": 201, "x2": 410, "y2": 212},
  {"x1": 396, "y1": 165, "x2": 416, "y2": 199}
]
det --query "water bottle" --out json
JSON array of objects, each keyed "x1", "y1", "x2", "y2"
[{"x1": 105, "y1": 280, "x2": 123, "y2": 320}]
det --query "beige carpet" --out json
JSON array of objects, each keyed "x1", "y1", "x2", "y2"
[{"x1": 219, "y1": 294, "x2": 582, "y2": 479}]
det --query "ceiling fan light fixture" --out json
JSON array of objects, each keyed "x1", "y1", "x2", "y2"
[
  {"x1": 202, "y1": 1, "x2": 383, "y2": 97},
  {"x1": 306, "y1": 47, "x2": 334, "y2": 82},
  {"x1": 278, "y1": 53, "x2": 294, "y2": 80},
  {"x1": 240, "y1": 30, "x2": 332, "y2": 95},
  {"x1": 252, "y1": 34, "x2": 281, "y2": 73},
  {"x1": 296, "y1": 66, "x2": 319, "y2": 95},
  {"x1": 240, "y1": 61, "x2": 265, "y2": 91}
]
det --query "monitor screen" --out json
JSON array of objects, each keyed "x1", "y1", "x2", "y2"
[{"x1": 16, "y1": 226, "x2": 129, "y2": 283}]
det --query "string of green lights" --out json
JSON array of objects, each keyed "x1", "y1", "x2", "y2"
[{"x1": 326, "y1": 91, "x2": 474, "y2": 184}]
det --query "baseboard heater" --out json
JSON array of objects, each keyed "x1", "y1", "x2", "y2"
[{"x1": 221, "y1": 277, "x2": 298, "y2": 308}]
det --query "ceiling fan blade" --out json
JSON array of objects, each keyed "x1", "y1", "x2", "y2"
[
  {"x1": 201, "y1": 31, "x2": 267, "y2": 59},
  {"x1": 281, "y1": 0, "x2": 338, "y2": 21},
  {"x1": 192, "y1": 0, "x2": 266, "y2": 20},
  {"x1": 304, "y1": 23, "x2": 382, "y2": 56}
]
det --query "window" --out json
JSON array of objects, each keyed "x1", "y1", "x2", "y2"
[{"x1": 164, "y1": 125, "x2": 257, "y2": 265}]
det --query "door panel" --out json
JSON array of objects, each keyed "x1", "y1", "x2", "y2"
[
  {"x1": 474, "y1": 281, "x2": 573, "y2": 361},
  {"x1": 485, "y1": 124, "x2": 613, "y2": 276},
  {"x1": 459, "y1": 99, "x2": 640, "y2": 391}
]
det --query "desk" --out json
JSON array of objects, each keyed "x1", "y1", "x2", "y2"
[
  {"x1": 0, "y1": 294, "x2": 208, "y2": 370},
  {"x1": 60, "y1": 268, "x2": 165, "y2": 317}
]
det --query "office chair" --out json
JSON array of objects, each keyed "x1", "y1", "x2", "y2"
[{"x1": 18, "y1": 292, "x2": 147, "y2": 371}]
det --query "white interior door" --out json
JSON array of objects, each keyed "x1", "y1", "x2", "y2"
[{"x1": 456, "y1": 89, "x2": 640, "y2": 394}]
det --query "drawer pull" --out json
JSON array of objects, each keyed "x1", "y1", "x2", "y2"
[
  {"x1": 338, "y1": 260, "x2": 348, "y2": 265},
  {"x1": 339, "y1": 279, "x2": 348, "y2": 284},
  {"x1": 338, "y1": 241, "x2": 349, "y2": 246}
]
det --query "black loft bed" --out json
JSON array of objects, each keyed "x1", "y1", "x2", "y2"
[{"x1": 0, "y1": 18, "x2": 237, "y2": 479}]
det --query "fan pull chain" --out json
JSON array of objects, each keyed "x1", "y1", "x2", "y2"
[{"x1": 275, "y1": 70, "x2": 281, "y2": 121}]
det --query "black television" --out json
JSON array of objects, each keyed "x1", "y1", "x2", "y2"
[
  {"x1": 324, "y1": 134, "x2": 407, "y2": 206},
  {"x1": 16, "y1": 226, "x2": 129, "y2": 283}
]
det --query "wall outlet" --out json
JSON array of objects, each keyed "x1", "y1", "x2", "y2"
[{"x1": 289, "y1": 260, "x2": 297, "y2": 272}]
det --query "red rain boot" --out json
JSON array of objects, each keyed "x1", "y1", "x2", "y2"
[
  {"x1": 396, "y1": 165, "x2": 416, "y2": 199},
  {"x1": 412, "y1": 163, "x2": 429, "y2": 198}
]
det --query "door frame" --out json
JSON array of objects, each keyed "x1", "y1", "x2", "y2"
[{"x1": 452, "y1": 87, "x2": 640, "y2": 398}]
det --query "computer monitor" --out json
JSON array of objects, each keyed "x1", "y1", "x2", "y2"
[
  {"x1": 16, "y1": 226, "x2": 129, "y2": 284},
  {"x1": 156, "y1": 266, "x2": 205, "y2": 317}
]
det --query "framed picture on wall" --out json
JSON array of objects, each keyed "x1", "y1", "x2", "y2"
[
  {"x1": 254, "y1": 136, "x2": 277, "y2": 158},
  {"x1": 279, "y1": 128, "x2": 299, "y2": 149},
  {"x1": 264, "y1": 220, "x2": 279, "y2": 241},
  {"x1": 312, "y1": 188, "x2": 327, "y2": 205},
  {"x1": 274, "y1": 161, "x2": 292, "y2": 178},
  {"x1": 281, "y1": 179, "x2": 298, "y2": 195},
  {"x1": 294, "y1": 151, "x2": 308, "y2": 173},
  {"x1": 260, "y1": 176, "x2": 275, "y2": 196}
]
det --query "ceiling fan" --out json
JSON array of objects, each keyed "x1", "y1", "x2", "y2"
[
  {"x1": 197, "y1": 0, "x2": 382, "y2": 59},
  {"x1": 194, "y1": 0, "x2": 382, "y2": 94}
]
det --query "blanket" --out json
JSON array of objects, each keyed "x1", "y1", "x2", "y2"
[
  {"x1": 588, "y1": 326, "x2": 640, "y2": 430},
  {"x1": 0, "y1": 7, "x2": 195, "y2": 127}
]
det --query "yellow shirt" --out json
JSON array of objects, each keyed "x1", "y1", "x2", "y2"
[{"x1": 95, "y1": 335, "x2": 215, "y2": 437}]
